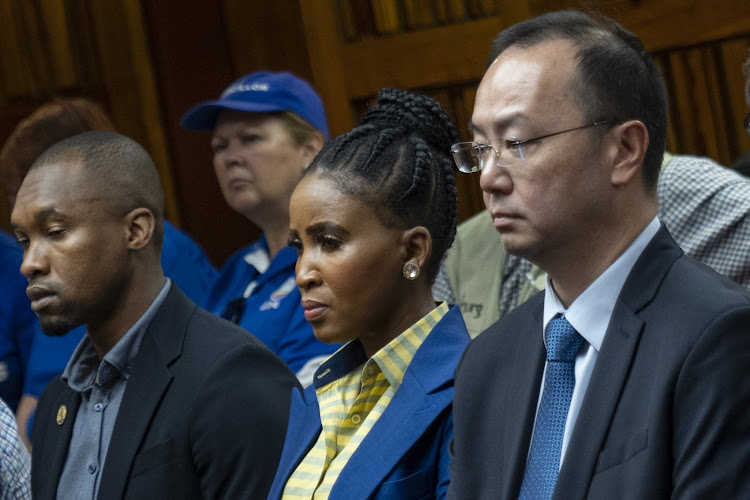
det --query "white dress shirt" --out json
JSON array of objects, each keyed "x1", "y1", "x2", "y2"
[{"x1": 538, "y1": 216, "x2": 661, "y2": 467}]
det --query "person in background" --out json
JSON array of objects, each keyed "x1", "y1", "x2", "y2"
[
  {"x1": 0, "y1": 230, "x2": 36, "y2": 413},
  {"x1": 181, "y1": 71, "x2": 339, "y2": 386},
  {"x1": 0, "y1": 98, "x2": 217, "y2": 448},
  {"x1": 268, "y1": 89, "x2": 470, "y2": 500},
  {"x1": 449, "y1": 10, "x2": 750, "y2": 498},
  {"x1": 732, "y1": 50, "x2": 750, "y2": 176},
  {"x1": 14, "y1": 131, "x2": 297, "y2": 499},
  {"x1": 0, "y1": 397, "x2": 30, "y2": 499}
]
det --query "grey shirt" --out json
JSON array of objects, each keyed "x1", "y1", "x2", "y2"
[{"x1": 56, "y1": 280, "x2": 171, "y2": 500}]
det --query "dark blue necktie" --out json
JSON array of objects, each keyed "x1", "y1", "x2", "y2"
[{"x1": 519, "y1": 316, "x2": 583, "y2": 499}]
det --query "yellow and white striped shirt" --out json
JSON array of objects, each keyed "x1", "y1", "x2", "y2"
[{"x1": 281, "y1": 302, "x2": 449, "y2": 500}]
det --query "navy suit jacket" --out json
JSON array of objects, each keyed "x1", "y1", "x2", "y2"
[
  {"x1": 268, "y1": 305, "x2": 470, "y2": 500},
  {"x1": 32, "y1": 286, "x2": 299, "y2": 499},
  {"x1": 449, "y1": 226, "x2": 750, "y2": 499}
]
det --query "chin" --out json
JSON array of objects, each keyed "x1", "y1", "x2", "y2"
[
  {"x1": 40, "y1": 316, "x2": 81, "y2": 337},
  {"x1": 311, "y1": 325, "x2": 348, "y2": 346}
]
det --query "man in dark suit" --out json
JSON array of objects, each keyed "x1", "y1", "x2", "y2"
[
  {"x1": 448, "y1": 10, "x2": 750, "y2": 499},
  {"x1": 11, "y1": 131, "x2": 299, "y2": 499}
]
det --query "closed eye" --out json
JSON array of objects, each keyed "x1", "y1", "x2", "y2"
[{"x1": 241, "y1": 134, "x2": 261, "y2": 144}]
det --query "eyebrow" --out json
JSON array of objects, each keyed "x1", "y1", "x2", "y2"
[
  {"x1": 11, "y1": 207, "x2": 66, "y2": 232},
  {"x1": 470, "y1": 113, "x2": 530, "y2": 138},
  {"x1": 305, "y1": 221, "x2": 349, "y2": 237}
]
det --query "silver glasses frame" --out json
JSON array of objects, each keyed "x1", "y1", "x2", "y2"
[{"x1": 451, "y1": 120, "x2": 612, "y2": 173}]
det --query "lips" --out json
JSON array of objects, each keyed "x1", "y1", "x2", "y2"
[
  {"x1": 26, "y1": 286, "x2": 56, "y2": 312},
  {"x1": 227, "y1": 178, "x2": 252, "y2": 190},
  {"x1": 489, "y1": 210, "x2": 520, "y2": 229},
  {"x1": 301, "y1": 299, "x2": 328, "y2": 322}
]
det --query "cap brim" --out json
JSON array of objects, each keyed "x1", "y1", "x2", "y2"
[{"x1": 180, "y1": 100, "x2": 289, "y2": 131}]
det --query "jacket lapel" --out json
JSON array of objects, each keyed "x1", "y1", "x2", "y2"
[
  {"x1": 554, "y1": 226, "x2": 682, "y2": 498},
  {"x1": 332, "y1": 376, "x2": 452, "y2": 498},
  {"x1": 35, "y1": 385, "x2": 81, "y2": 500},
  {"x1": 96, "y1": 286, "x2": 191, "y2": 499},
  {"x1": 331, "y1": 307, "x2": 469, "y2": 498},
  {"x1": 267, "y1": 386, "x2": 323, "y2": 499},
  {"x1": 501, "y1": 301, "x2": 546, "y2": 500}
]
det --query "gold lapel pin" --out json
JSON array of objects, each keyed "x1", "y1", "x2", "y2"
[{"x1": 57, "y1": 405, "x2": 67, "y2": 426}]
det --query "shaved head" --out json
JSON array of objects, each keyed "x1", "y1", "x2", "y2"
[{"x1": 31, "y1": 131, "x2": 165, "y2": 248}]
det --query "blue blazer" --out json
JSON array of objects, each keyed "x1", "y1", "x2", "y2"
[{"x1": 267, "y1": 305, "x2": 470, "y2": 500}]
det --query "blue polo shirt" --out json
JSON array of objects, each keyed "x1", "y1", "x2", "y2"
[
  {"x1": 0, "y1": 230, "x2": 36, "y2": 412},
  {"x1": 23, "y1": 220, "x2": 217, "y2": 404},
  {"x1": 206, "y1": 236, "x2": 339, "y2": 379}
]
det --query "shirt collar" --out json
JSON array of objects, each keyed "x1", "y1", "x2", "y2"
[
  {"x1": 62, "y1": 280, "x2": 172, "y2": 392},
  {"x1": 543, "y1": 217, "x2": 661, "y2": 351},
  {"x1": 243, "y1": 236, "x2": 271, "y2": 274},
  {"x1": 313, "y1": 302, "x2": 449, "y2": 390}
]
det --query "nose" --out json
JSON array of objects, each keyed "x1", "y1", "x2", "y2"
[
  {"x1": 479, "y1": 160, "x2": 513, "y2": 197},
  {"x1": 295, "y1": 253, "x2": 322, "y2": 292},
  {"x1": 20, "y1": 240, "x2": 49, "y2": 279},
  {"x1": 221, "y1": 140, "x2": 245, "y2": 168}
]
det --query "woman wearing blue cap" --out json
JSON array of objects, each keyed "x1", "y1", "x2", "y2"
[{"x1": 181, "y1": 71, "x2": 340, "y2": 386}]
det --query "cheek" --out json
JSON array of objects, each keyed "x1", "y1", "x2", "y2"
[{"x1": 333, "y1": 251, "x2": 399, "y2": 313}]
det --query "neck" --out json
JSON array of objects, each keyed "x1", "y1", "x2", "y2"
[
  {"x1": 545, "y1": 204, "x2": 657, "y2": 308},
  {"x1": 88, "y1": 271, "x2": 166, "y2": 359},
  {"x1": 250, "y1": 207, "x2": 290, "y2": 259},
  {"x1": 262, "y1": 221, "x2": 291, "y2": 259},
  {"x1": 359, "y1": 285, "x2": 437, "y2": 359}
]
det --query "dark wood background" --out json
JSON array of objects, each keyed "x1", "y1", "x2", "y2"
[{"x1": 2, "y1": 0, "x2": 749, "y2": 266}]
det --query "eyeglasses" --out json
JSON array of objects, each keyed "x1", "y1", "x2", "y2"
[
  {"x1": 451, "y1": 121, "x2": 612, "y2": 173},
  {"x1": 744, "y1": 112, "x2": 750, "y2": 136}
]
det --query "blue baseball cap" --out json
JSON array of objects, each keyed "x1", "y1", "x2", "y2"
[{"x1": 180, "y1": 71, "x2": 329, "y2": 139}]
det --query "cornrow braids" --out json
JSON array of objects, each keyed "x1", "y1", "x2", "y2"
[{"x1": 306, "y1": 88, "x2": 459, "y2": 283}]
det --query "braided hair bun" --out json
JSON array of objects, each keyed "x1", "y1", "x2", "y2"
[
  {"x1": 306, "y1": 88, "x2": 459, "y2": 282},
  {"x1": 360, "y1": 89, "x2": 458, "y2": 154}
]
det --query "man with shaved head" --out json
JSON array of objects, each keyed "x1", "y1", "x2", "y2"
[{"x1": 11, "y1": 131, "x2": 298, "y2": 499}]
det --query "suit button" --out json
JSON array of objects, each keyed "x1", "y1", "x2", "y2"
[
  {"x1": 351, "y1": 414, "x2": 361, "y2": 425},
  {"x1": 94, "y1": 403, "x2": 104, "y2": 412},
  {"x1": 88, "y1": 463, "x2": 98, "y2": 474}
]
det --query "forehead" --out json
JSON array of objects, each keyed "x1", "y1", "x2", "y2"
[
  {"x1": 290, "y1": 173, "x2": 381, "y2": 228},
  {"x1": 213, "y1": 109, "x2": 282, "y2": 133},
  {"x1": 12, "y1": 160, "x2": 103, "y2": 221},
  {"x1": 472, "y1": 39, "x2": 580, "y2": 134}
]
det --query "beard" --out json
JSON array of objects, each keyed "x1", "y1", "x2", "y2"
[
  {"x1": 37, "y1": 300, "x2": 84, "y2": 337},
  {"x1": 39, "y1": 316, "x2": 80, "y2": 337}
]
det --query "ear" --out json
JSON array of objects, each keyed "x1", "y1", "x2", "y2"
[
  {"x1": 609, "y1": 120, "x2": 649, "y2": 187},
  {"x1": 124, "y1": 208, "x2": 156, "y2": 251},
  {"x1": 401, "y1": 226, "x2": 432, "y2": 271},
  {"x1": 301, "y1": 132, "x2": 326, "y2": 166}
]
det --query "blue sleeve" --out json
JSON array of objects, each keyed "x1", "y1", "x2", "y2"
[
  {"x1": 161, "y1": 220, "x2": 218, "y2": 309},
  {"x1": 23, "y1": 325, "x2": 86, "y2": 398},
  {"x1": 0, "y1": 233, "x2": 37, "y2": 411}
]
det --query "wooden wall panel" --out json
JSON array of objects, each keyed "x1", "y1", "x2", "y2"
[
  {"x1": 2, "y1": 0, "x2": 750, "y2": 256},
  {"x1": 300, "y1": 0, "x2": 750, "y2": 224},
  {"x1": 139, "y1": 0, "x2": 257, "y2": 266},
  {"x1": 0, "y1": 0, "x2": 177, "y2": 240}
]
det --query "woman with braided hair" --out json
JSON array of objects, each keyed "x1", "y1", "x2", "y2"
[{"x1": 267, "y1": 89, "x2": 470, "y2": 500}]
